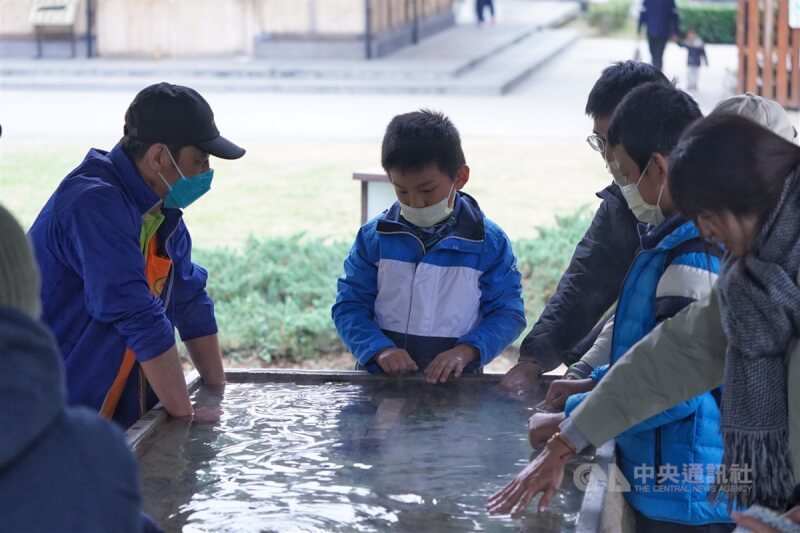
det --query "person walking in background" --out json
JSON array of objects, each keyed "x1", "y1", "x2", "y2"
[
  {"x1": 477, "y1": 0, "x2": 496, "y2": 25},
  {"x1": 638, "y1": 0, "x2": 681, "y2": 71},
  {"x1": 679, "y1": 28, "x2": 708, "y2": 91}
]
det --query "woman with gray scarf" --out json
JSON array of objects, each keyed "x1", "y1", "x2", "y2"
[
  {"x1": 668, "y1": 114, "x2": 799, "y2": 513},
  {"x1": 489, "y1": 112, "x2": 800, "y2": 530}
]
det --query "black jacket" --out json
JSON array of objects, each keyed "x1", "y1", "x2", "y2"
[{"x1": 519, "y1": 184, "x2": 641, "y2": 371}]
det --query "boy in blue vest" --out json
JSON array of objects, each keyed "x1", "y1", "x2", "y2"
[
  {"x1": 332, "y1": 110, "x2": 526, "y2": 383},
  {"x1": 491, "y1": 84, "x2": 731, "y2": 530}
]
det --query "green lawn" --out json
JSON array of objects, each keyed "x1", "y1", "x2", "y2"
[
  {"x1": 0, "y1": 139, "x2": 608, "y2": 245},
  {"x1": 0, "y1": 138, "x2": 608, "y2": 369}
]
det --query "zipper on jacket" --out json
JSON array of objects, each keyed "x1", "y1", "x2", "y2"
[
  {"x1": 402, "y1": 264, "x2": 419, "y2": 350},
  {"x1": 160, "y1": 223, "x2": 180, "y2": 312}
]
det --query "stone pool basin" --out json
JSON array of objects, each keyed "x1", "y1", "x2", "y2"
[{"x1": 126, "y1": 370, "x2": 629, "y2": 533}]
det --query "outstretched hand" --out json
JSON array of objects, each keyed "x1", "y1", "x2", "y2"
[{"x1": 487, "y1": 436, "x2": 574, "y2": 517}]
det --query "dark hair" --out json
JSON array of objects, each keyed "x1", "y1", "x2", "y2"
[
  {"x1": 607, "y1": 83, "x2": 702, "y2": 170},
  {"x1": 670, "y1": 114, "x2": 800, "y2": 226},
  {"x1": 381, "y1": 109, "x2": 466, "y2": 180},
  {"x1": 119, "y1": 135, "x2": 186, "y2": 162},
  {"x1": 585, "y1": 61, "x2": 672, "y2": 119}
]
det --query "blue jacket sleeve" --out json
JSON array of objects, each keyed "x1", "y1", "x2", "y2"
[
  {"x1": 638, "y1": 0, "x2": 648, "y2": 34},
  {"x1": 458, "y1": 226, "x2": 526, "y2": 366},
  {"x1": 565, "y1": 391, "x2": 590, "y2": 417},
  {"x1": 589, "y1": 363, "x2": 610, "y2": 382},
  {"x1": 61, "y1": 188, "x2": 175, "y2": 362},
  {"x1": 331, "y1": 225, "x2": 396, "y2": 373},
  {"x1": 168, "y1": 221, "x2": 218, "y2": 342}
]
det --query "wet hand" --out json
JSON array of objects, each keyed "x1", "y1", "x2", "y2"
[
  {"x1": 375, "y1": 348, "x2": 419, "y2": 374},
  {"x1": 192, "y1": 406, "x2": 222, "y2": 423},
  {"x1": 425, "y1": 345, "x2": 478, "y2": 384},
  {"x1": 499, "y1": 361, "x2": 541, "y2": 393},
  {"x1": 487, "y1": 437, "x2": 573, "y2": 517},
  {"x1": 528, "y1": 412, "x2": 565, "y2": 448},
  {"x1": 537, "y1": 378, "x2": 595, "y2": 412}
]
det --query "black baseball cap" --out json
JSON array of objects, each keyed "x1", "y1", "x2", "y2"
[{"x1": 123, "y1": 82, "x2": 245, "y2": 160}]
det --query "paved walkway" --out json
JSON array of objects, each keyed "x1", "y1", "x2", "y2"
[
  {"x1": 0, "y1": 1, "x2": 580, "y2": 95},
  {"x1": 0, "y1": 36, "x2": 763, "y2": 145}
]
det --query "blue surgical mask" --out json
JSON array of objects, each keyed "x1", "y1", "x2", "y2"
[{"x1": 158, "y1": 149, "x2": 213, "y2": 209}]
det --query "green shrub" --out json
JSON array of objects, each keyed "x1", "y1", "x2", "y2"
[
  {"x1": 195, "y1": 209, "x2": 593, "y2": 363},
  {"x1": 678, "y1": 2, "x2": 737, "y2": 44},
  {"x1": 587, "y1": 0, "x2": 632, "y2": 33},
  {"x1": 194, "y1": 237, "x2": 351, "y2": 363}
]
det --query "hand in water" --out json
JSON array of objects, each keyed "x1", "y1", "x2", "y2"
[
  {"x1": 425, "y1": 344, "x2": 478, "y2": 384},
  {"x1": 499, "y1": 361, "x2": 541, "y2": 393},
  {"x1": 375, "y1": 348, "x2": 418, "y2": 374},
  {"x1": 488, "y1": 436, "x2": 573, "y2": 517},
  {"x1": 192, "y1": 407, "x2": 222, "y2": 423},
  {"x1": 536, "y1": 378, "x2": 595, "y2": 412},
  {"x1": 732, "y1": 506, "x2": 800, "y2": 533},
  {"x1": 528, "y1": 412, "x2": 565, "y2": 448}
]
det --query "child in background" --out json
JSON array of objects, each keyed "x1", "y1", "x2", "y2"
[
  {"x1": 332, "y1": 110, "x2": 525, "y2": 383},
  {"x1": 680, "y1": 28, "x2": 708, "y2": 91}
]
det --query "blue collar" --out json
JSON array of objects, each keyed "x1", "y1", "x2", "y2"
[
  {"x1": 107, "y1": 144, "x2": 163, "y2": 216},
  {"x1": 640, "y1": 214, "x2": 697, "y2": 251}
]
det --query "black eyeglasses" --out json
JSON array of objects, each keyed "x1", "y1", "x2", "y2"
[{"x1": 586, "y1": 134, "x2": 606, "y2": 153}]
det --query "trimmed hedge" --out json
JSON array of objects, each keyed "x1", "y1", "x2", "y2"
[
  {"x1": 679, "y1": 2, "x2": 737, "y2": 44},
  {"x1": 194, "y1": 209, "x2": 593, "y2": 364},
  {"x1": 587, "y1": 0, "x2": 632, "y2": 33}
]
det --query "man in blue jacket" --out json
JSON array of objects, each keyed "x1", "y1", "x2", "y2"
[{"x1": 28, "y1": 83, "x2": 245, "y2": 428}]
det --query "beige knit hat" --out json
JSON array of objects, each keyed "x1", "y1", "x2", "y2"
[
  {"x1": 712, "y1": 93, "x2": 798, "y2": 142},
  {"x1": 0, "y1": 204, "x2": 41, "y2": 319}
]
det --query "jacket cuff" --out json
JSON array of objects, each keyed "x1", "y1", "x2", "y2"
[{"x1": 559, "y1": 417, "x2": 591, "y2": 454}]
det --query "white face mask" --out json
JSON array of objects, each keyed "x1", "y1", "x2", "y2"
[
  {"x1": 400, "y1": 183, "x2": 456, "y2": 228},
  {"x1": 620, "y1": 158, "x2": 666, "y2": 226},
  {"x1": 607, "y1": 158, "x2": 626, "y2": 187}
]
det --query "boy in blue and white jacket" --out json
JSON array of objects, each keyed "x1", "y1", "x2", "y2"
[{"x1": 332, "y1": 110, "x2": 526, "y2": 383}]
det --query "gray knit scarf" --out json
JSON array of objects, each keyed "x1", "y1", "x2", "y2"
[{"x1": 714, "y1": 170, "x2": 800, "y2": 510}]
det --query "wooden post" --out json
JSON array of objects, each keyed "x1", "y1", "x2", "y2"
[
  {"x1": 777, "y1": 0, "x2": 790, "y2": 103},
  {"x1": 763, "y1": 0, "x2": 775, "y2": 98},
  {"x1": 737, "y1": 0, "x2": 748, "y2": 94},
  {"x1": 746, "y1": 0, "x2": 760, "y2": 94}
]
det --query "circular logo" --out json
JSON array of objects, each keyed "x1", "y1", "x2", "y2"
[{"x1": 573, "y1": 463, "x2": 594, "y2": 491}]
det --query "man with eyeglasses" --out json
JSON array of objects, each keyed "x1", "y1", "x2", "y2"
[{"x1": 501, "y1": 61, "x2": 672, "y2": 392}]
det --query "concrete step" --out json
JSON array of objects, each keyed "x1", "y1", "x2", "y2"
[{"x1": 0, "y1": 29, "x2": 579, "y2": 95}]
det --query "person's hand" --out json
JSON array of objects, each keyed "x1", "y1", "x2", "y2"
[
  {"x1": 537, "y1": 378, "x2": 595, "y2": 412},
  {"x1": 528, "y1": 412, "x2": 566, "y2": 448},
  {"x1": 375, "y1": 348, "x2": 418, "y2": 374},
  {"x1": 425, "y1": 344, "x2": 478, "y2": 384},
  {"x1": 732, "y1": 506, "x2": 800, "y2": 533},
  {"x1": 499, "y1": 361, "x2": 541, "y2": 393},
  {"x1": 487, "y1": 435, "x2": 574, "y2": 517},
  {"x1": 192, "y1": 406, "x2": 223, "y2": 423}
]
